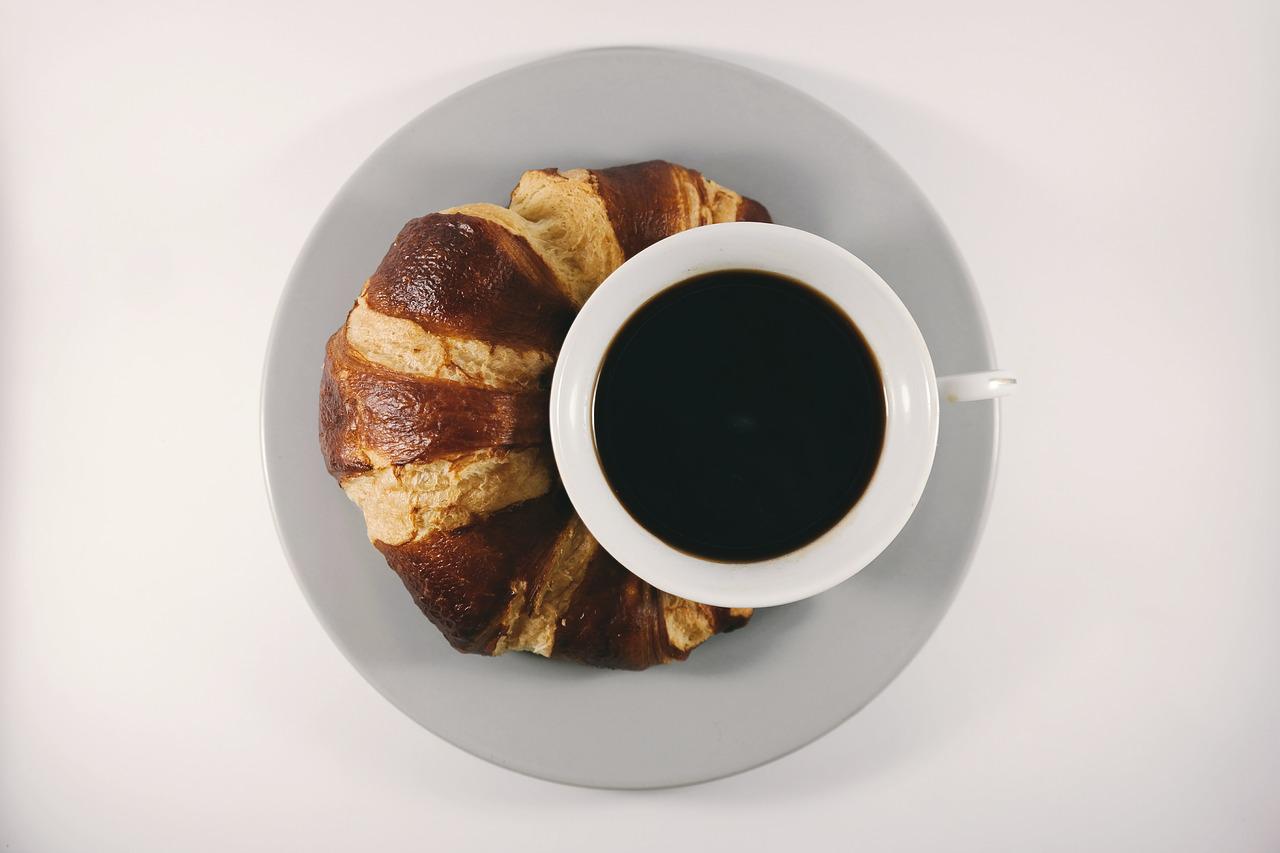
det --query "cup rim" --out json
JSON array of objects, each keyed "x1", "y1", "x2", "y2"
[{"x1": 550, "y1": 222, "x2": 940, "y2": 608}]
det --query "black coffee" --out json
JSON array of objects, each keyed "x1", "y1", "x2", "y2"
[{"x1": 593, "y1": 270, "x2": 886, "y2": 562}]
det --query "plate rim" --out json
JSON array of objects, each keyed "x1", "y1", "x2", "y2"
[{"x1": 259, "y1": 45, "x2": 1002, "y2": 789}]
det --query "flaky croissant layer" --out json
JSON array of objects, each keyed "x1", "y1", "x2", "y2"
[{"x1": 320, "y1": 161, "x2": 766, "y2": 669}]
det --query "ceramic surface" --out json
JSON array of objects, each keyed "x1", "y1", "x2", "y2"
[{"x1": 261, "y1": 47, "x2": 1001, "y2": 788}]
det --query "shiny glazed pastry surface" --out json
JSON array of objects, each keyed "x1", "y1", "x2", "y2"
[{"x1": 321, "y1": 161, "x2": 769, "y2": 669}]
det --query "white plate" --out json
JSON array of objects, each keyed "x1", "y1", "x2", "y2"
[{"x1": 261, "y1": 47, "x2": 1001, "y2": 789}]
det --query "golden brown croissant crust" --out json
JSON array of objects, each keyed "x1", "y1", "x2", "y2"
[{"x1": 320, "y1": 161, "x2": 768, "y2": 669}]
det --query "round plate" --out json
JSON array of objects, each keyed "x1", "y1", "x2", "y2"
[{"x1": 261, "y1": 47, "x2": 1000, "y2": 789}]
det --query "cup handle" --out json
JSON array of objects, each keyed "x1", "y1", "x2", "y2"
[{"x1": 937, "y1": 370, "x2": 1018, "y2": 403}]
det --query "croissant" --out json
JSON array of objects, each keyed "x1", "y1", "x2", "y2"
[{"x1": 320, "y1": 161, "x2": 769, "y2": 669}]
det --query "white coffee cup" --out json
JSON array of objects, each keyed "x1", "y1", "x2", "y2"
[{"x1": 550, "y1": 222, "x2": 1014, "y2": 608}]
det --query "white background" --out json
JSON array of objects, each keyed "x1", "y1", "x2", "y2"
[{"x1": 3, "y1": 1, "x2": 1277, "y2": 849}]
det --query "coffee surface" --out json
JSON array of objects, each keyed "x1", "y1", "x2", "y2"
[{"x1": 594, "y1": 270, "x2": 886, "y2": 562}]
